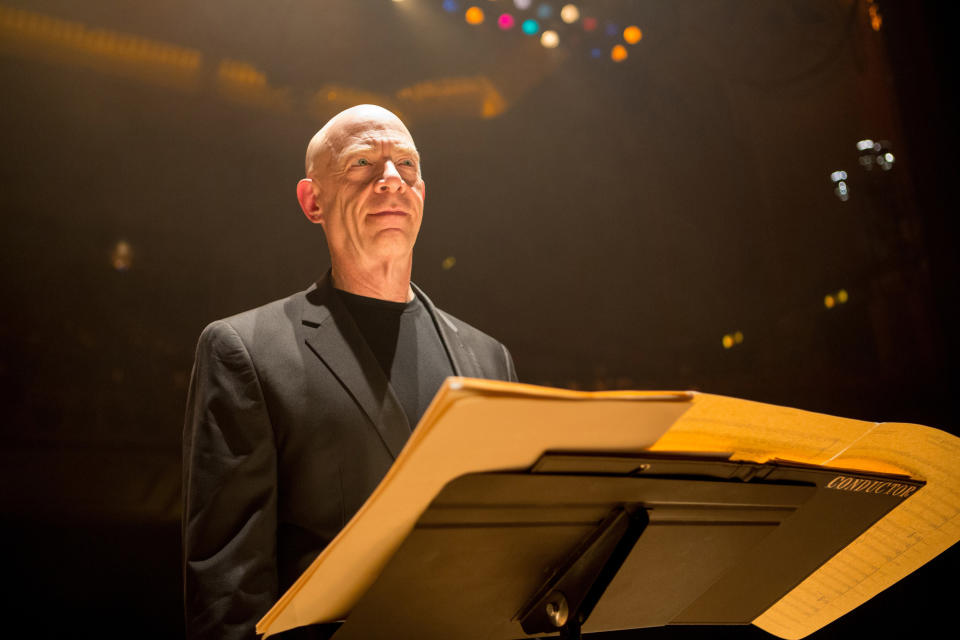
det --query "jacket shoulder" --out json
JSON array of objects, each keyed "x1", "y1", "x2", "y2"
[
  {"x1": 434, "y1": 308, "x2": 504, "y2": 351},
  {"x1": 432, "y1": 306, "x2": 517, "y2": 382},
  {"x1": 196, "y1": 288, "x2": 308, "y2": 353}
]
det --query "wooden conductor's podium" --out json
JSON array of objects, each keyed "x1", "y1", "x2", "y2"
[{"x1": 256, "y1": 379, "x2": 960, "y2": 639}]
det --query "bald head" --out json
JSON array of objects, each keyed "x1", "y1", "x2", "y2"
[
  {"x1": 295, "y1": 103, "x2": 426, "y2": 299},
  {"x1": 305, "y1": 105, "x2": 414, "y2": 177}
]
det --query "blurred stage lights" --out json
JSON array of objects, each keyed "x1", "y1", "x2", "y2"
[
  {"x1": 465, "y1": 6, "x2": 484, "y2": 25},
  {"x1": 824, "y1": 289, "x2": 849, "y2": 309},
  {"x1": 623, "y1": 25, "x2": 642, "y2": 44},
  {"x1": 561, "y1": 5, "x2": 580, "y2": 24},
  {"x1": 111, "y1": 240, "x2": 133, "y2": 271},
  {"x1": 441, "y1": 2, "x2": 639, "y2": 66},
  {"x1": 722, "y1": 331, "x2": 744, "y2": 349},
  {"x1": 869, "y1": 1, "x2": 882, "y2": 31},
  {"x1": 540, "y1": 30, "x2": 559, "y2": 48},
  {"x1": 830, "y1": 169, "x2": 849, "y2": 202},
  {"x1": 835, "y1": 181, "x2": 849, "y2": 201},
  {"x1": 857, "y1": 139, "x2": 895, "y2": 171}
]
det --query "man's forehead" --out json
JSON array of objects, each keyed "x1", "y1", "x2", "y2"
[
  {"x1": 338, "y1": 124, "x2": 416, "y2": 149},
  {"x1": 306, "y1": 105, "x2": 418, "y2": 173}
]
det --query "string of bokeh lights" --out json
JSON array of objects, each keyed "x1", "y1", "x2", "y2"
[{"x1": 437, "y1": 1, "x2": 643, "y2": 62}]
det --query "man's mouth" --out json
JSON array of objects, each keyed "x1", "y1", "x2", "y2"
[{"x1": 368, "y1": 210, "x2": 408, "y2": 217}]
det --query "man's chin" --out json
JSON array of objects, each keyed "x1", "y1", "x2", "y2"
[{"x1": 363, "y1": 233, "x2": 417, "y2": 260}]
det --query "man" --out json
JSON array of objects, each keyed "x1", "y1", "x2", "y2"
[{"x1": 182, "y1": 105, "x2": 517, "y2": 639}]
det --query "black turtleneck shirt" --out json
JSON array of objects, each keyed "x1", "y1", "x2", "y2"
[{"x1": 336, "y1": 288, "x2": 455, "y2": 429}]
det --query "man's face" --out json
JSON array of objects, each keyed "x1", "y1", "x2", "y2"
[{"x1": 307, "y1": 110, "x2": 425, "y2": 270}]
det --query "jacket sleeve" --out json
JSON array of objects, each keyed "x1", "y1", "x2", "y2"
[
  {"x1": 182, "y1": 320, "x2": 278, "y2": 640},
  {"x1": 501, "y1": 343, "x2": 519, "y2": 383}
]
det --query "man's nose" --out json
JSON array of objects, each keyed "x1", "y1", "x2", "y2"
[{"x1": 376, "y1": 160, "x2": 405, "y2": 193}]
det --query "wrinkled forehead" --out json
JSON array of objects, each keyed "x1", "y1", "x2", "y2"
[
  {"x1": 308, "y1": 112, "x2": 418, "y2": 174},
  {"x1": 332, "y1": 119, "x2": 418, "y2": 158}
]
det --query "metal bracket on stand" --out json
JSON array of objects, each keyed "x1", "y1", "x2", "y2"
[{"x1": 516, "y1": 506, "x2": 649, "y2": 639}]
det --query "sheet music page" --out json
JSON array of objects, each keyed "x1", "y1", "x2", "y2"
[
  {"x1": 754, "y1": 422, "x2": 960, "y2": 639},
  {"x1": 652, "y1": 394, "x2": 960, "y2": 639}
]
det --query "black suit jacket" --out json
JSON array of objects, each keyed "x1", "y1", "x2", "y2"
[{"x1": 182, "y1": 273, "x2": 517, "y2": 639}]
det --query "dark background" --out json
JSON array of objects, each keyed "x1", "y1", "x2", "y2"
[{"x1": 0, "y1": 1, "x2": 956, "y2": 637}]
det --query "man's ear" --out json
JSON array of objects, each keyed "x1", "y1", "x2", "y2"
[{"x1": 296, "y1": 178, "x2": 323, "y2": 224}]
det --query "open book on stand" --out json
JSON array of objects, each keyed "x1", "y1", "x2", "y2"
[{"x1": 257, "y1": 378, "x2": 960, "y2": 639}]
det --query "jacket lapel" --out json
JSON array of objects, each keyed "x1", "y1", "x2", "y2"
[
  {"x1": 301, "y1": 273, "x2": 411, "y2": 460},
  {"x1": 413, "y1": 282, "x2": 483, "y2": 379}
]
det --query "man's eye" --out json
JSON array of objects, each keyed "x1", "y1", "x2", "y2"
[
  {"x1": 399, "y1": 159, "x2": 415, "y2": 167},
  {"x1": 355, "y1": 158, "x2": 370, "y2": 166}
]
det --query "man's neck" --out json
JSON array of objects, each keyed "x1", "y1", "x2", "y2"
[{"x1": 329, "y1": 259, "x2": 413, "y2": 303}]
